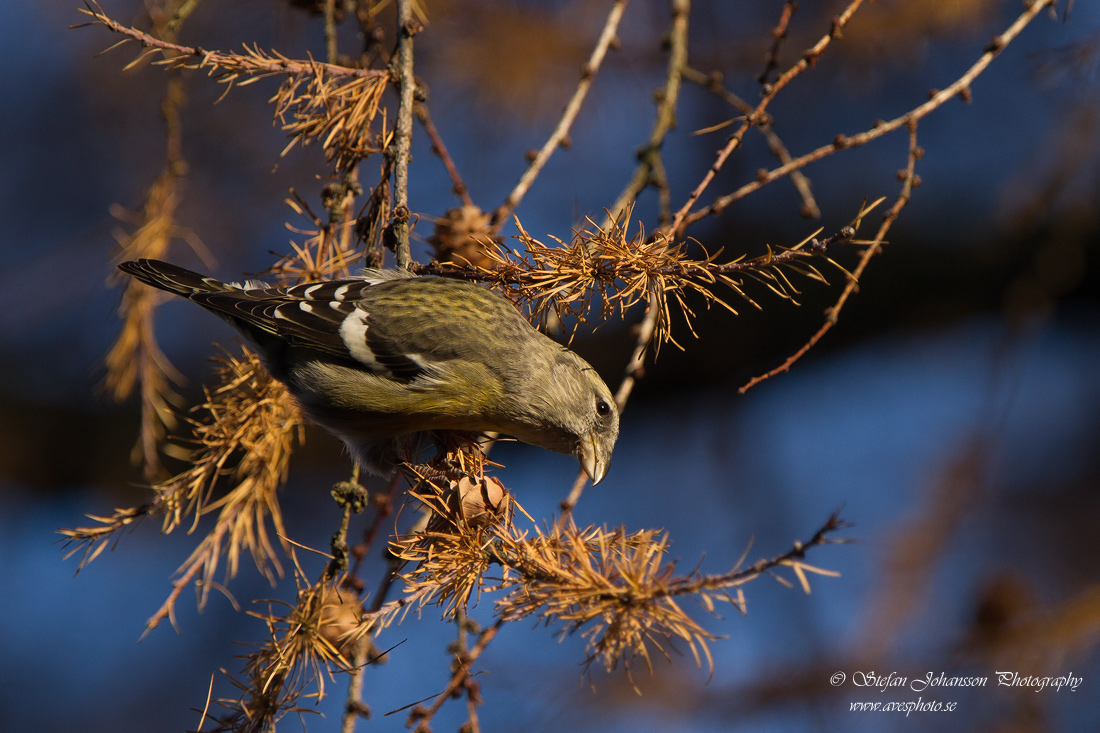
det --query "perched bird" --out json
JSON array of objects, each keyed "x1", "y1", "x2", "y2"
[{"x1": 119, "y1": 259, "x2": 619, "y2": 483}]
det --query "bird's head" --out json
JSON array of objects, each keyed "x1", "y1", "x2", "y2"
[{"x1": 543, "y1": 349, "x2": 620, "y2": 485}]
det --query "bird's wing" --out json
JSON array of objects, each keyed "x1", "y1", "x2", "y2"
[
  {"x1": 196, "y1": 278, "x2": 433, "y2": 379},
  {"x1": 121, "y1": 259, "x2": 533, "y2": 383},
  {"x1": 122, "y1": 259, "x2": 425, "y2": 378}
]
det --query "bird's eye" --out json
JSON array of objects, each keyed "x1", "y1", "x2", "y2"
[{"x1": 596, "y1": 399, "x2": 611, "y2": 417}]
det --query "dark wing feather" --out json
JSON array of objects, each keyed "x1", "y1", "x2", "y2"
[
  {"x1": 119, "y1": 259, "x2": 405, "y2": 368},
  {"x1": 363, "y1": 328, "x2": 426, "y2": 381},
  {"x1": 118, "y1": 259, "x2": 233, "y2": 298}
]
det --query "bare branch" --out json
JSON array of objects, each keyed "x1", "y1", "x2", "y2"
[
  {"x1": 668, "y1": 0, "x2": 866, "y2": 238},
  {"x1": 682, "y1": 0, "x2": 1058, "y2": 231},
  {"x1": 740, "y1": 124, "x2": 923, "y2": 393},
  {"x1": 389, "y1": 0, "x2": 419, "y2": 270},
  {"x1": 682, "y1": 65, "x2": 819, "y2": 219},
  {"x1": 77, "y1": 1, "x2": 388, "y2": 81},
  {"x1": 606, "y1": 0, "x2": 690, "y2": 226},
  {"x1": 490, "y1": 0, "x2": 631, "y2": 232}
]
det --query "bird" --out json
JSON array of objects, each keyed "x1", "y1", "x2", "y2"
[{"x1": 118, "y1": 259, "x2": 619, "y2": 483}]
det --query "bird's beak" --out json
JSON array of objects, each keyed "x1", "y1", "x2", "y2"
[{"x1": 578, "y1": 437, "x2": 608, "y2": 485}]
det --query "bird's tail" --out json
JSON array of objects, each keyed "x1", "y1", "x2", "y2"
[
  {"x1": 118, "y1": 259, "x2": 235, "y2": 298},
  {"x1": 118, "y1": 259, "x2": 291, "y2": 355}
]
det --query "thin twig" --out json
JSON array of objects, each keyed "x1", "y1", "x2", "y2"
[
  {"x1": 456, "y1": 609, "x2": 482, "y2": 732},
  {"x1": 322, "y1": 489, "x2": 410, "y2": 727},
  {"x1": 681, "y1": 0, "x2": 1057, "y2": 232},
  {"x1": 327, "y1": 466, "x2": 366, "y2": 580},
  {"x1": 340, "y1": 638, "x2": 373, "y2": 733},
  {"x1": 324, "y1": 0, "x2": 339, "y2": 63},
  {"x1": 339, "y1": 472, "x2": 405, "y2": 733},
  {"x1": 671, "y1": 511, "x2": 849, "y2": 596},
  {"x1": 490, "y1": 0, "x2": 631, "y2": 233},
  {"x1": 389, "y1": 0, "x2": 418, "y2": 270},
  {"x1": 739, "y1": 122, "x2": 922, "y2": 394},
  {"x1": 758, "y1": 0, "x2": 797, "y2": 86},
  {"x1": 669, "y1": 0, "x2": 865, "y2": 238},
  {"x1": 402, "y1": 619, "x2": 503, "y2": 731},
  {"x1": 606, "y1": 0, "x2": 690, "y2": 226},
  {"x1": 77, "y1": 1, "x2": 388, "y2": 81},
  {"x1": 682, "y1": 65, "x2": 819, "y2": 218},
  {"x1": 726, "y1": 0, "x2": 1055, "y2": 390}
]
